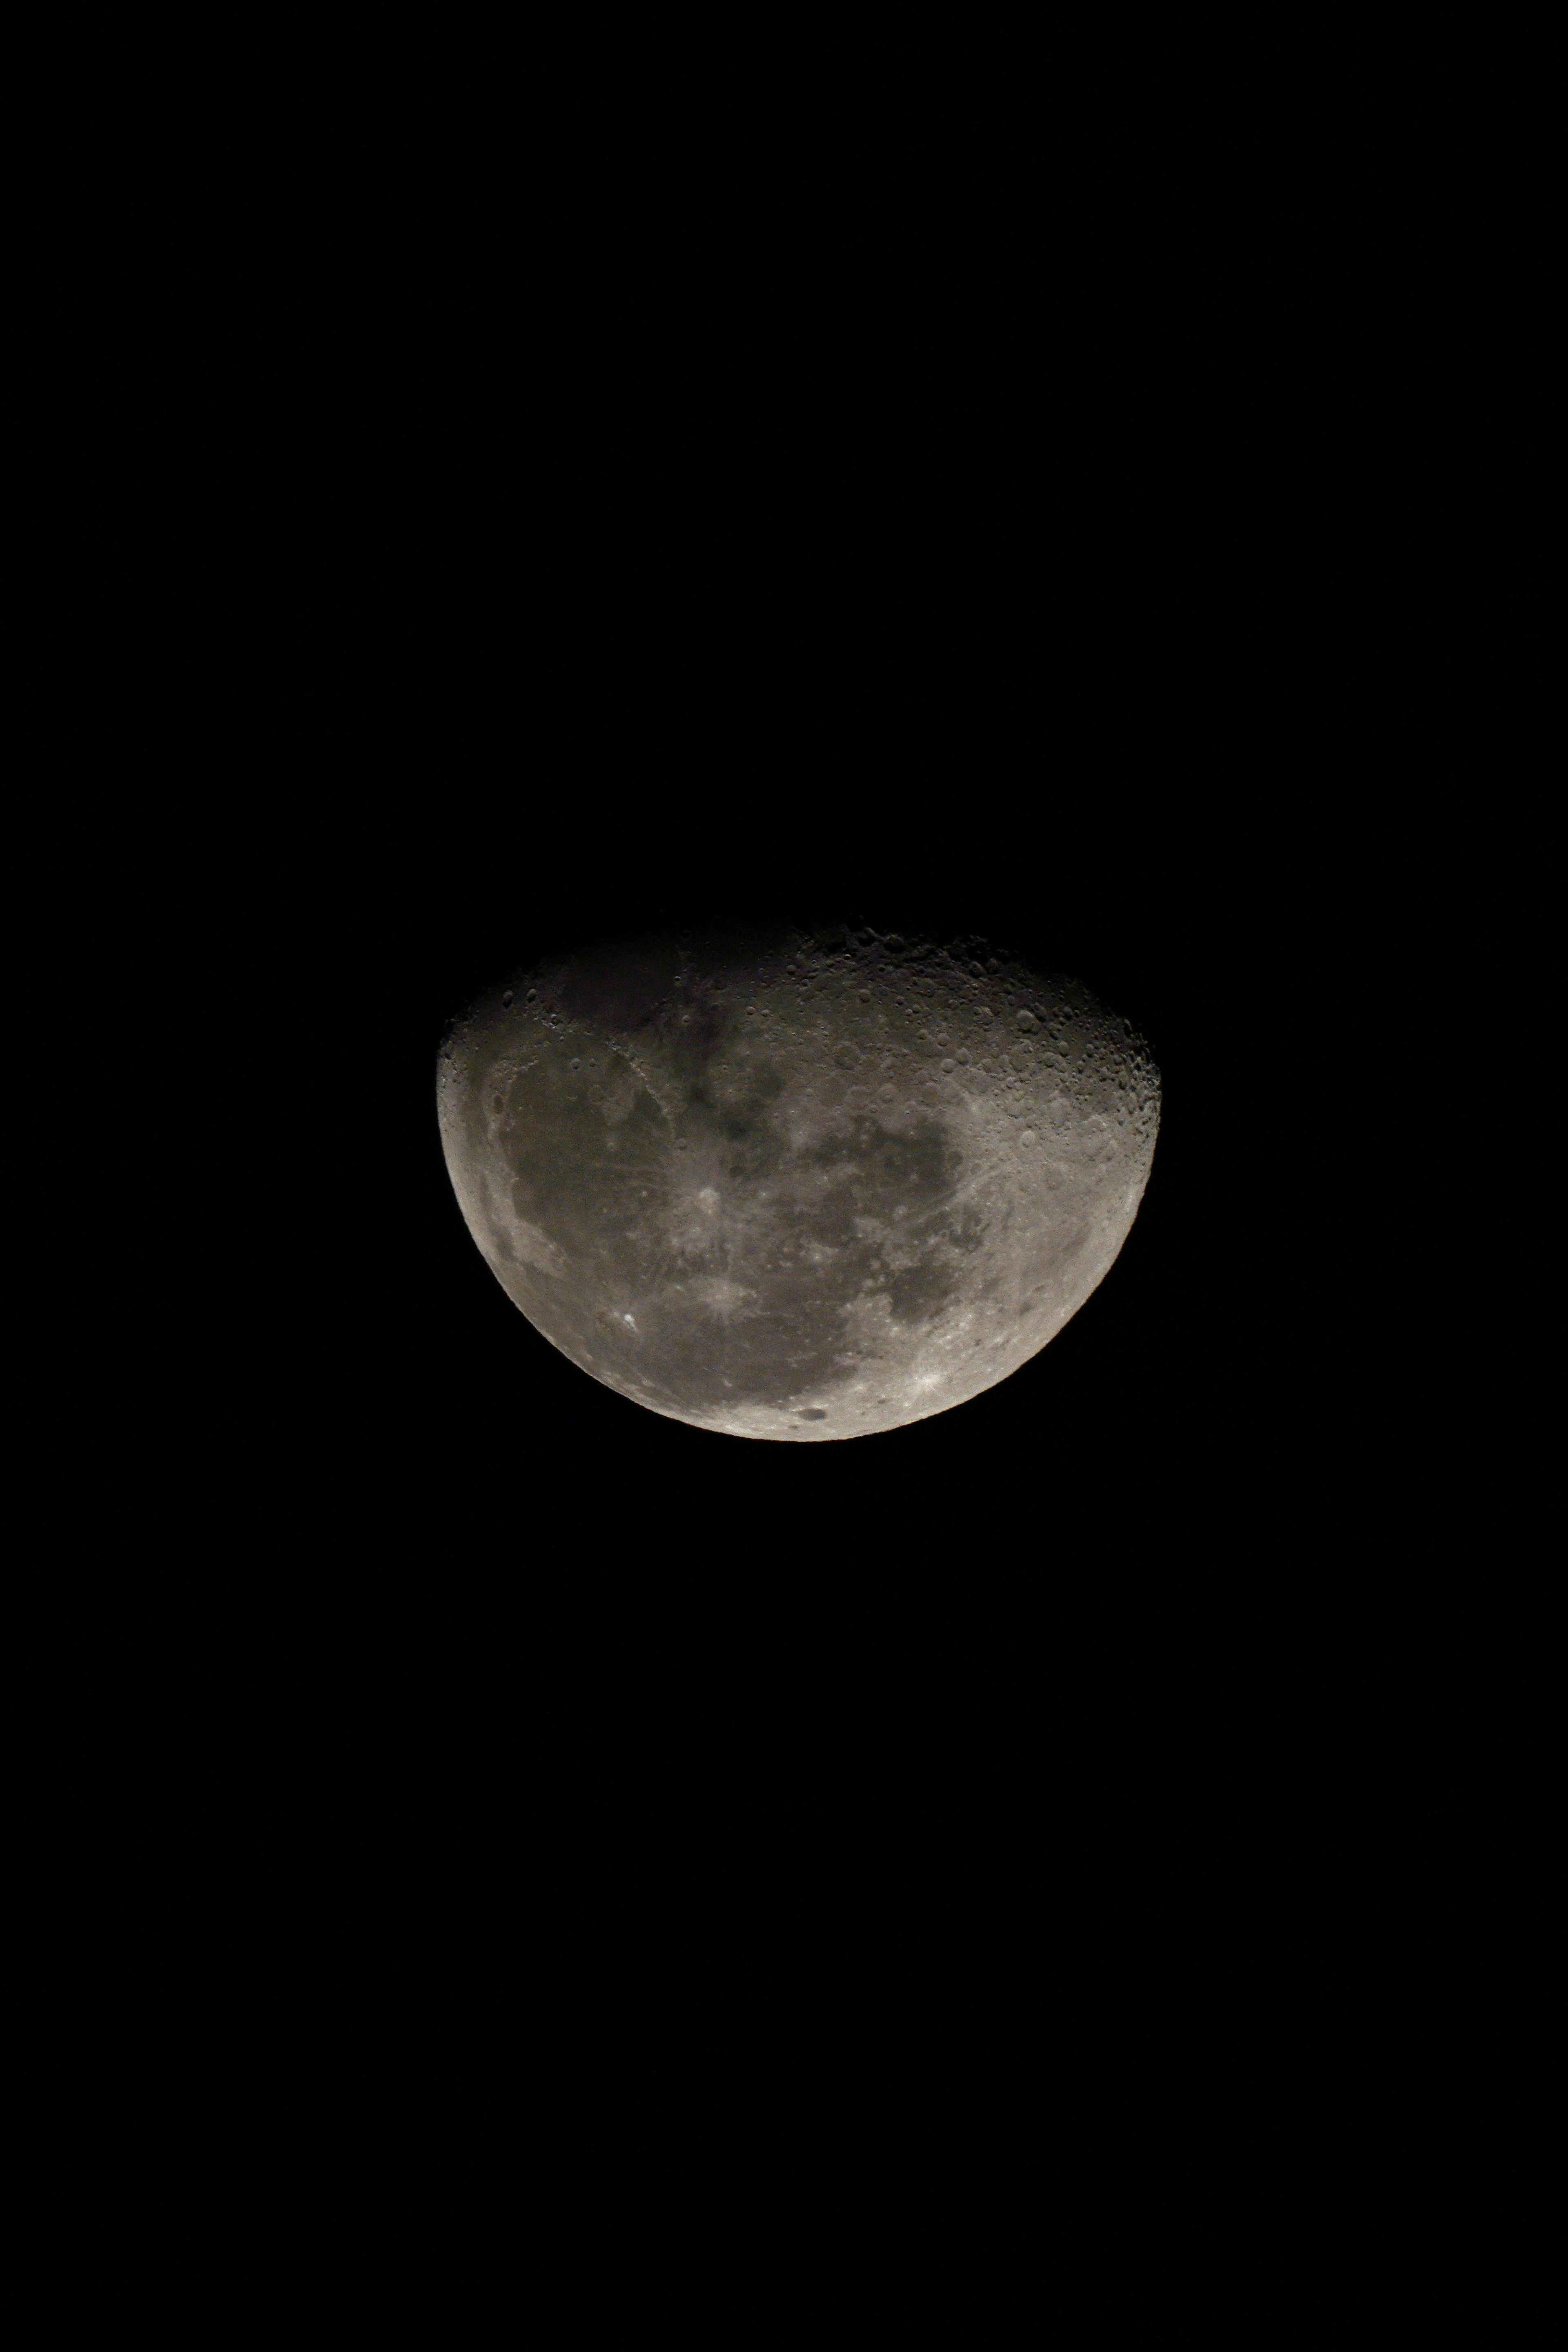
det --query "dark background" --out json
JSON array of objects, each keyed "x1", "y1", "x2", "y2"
[
  {"x1": 267, "y1": 71, "x2": 1344, "y2": 1575},
  {"x1": 75, "y1": 45, "x2": 1441, "y2": 2262},
  {"x1": 241, "y1": 68, "x2": 1356, "y2": 1935},
  {"x1": 253, "y1": 77, "x2": 1351, "y2": 2095}
]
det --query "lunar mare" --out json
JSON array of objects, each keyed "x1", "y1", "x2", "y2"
[{"x1": 437, "y1": 925, "x2": 1159, "y2": 1440}]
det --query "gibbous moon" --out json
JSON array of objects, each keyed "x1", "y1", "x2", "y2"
[{"x1": 437, "y1": 924, "x2": 1159, "y2": 1440}]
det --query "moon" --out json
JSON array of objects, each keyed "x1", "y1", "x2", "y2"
[{"x1": 436, "y1": 923, "x2": 1159, "y2": 1440}]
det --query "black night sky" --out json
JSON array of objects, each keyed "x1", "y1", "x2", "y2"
[
  {"x1": 249, "y1": 62, "x2": 1354, "y2": 1892},
  {"x1": 115, "y1": 50, "x2": 1411, "y2": 2265},
  {"x1": 300, "y1": 109, "x2": 1322, "y2": 1564}
]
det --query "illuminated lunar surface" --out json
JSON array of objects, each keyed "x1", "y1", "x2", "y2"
[{"x1": 437, "y1": 924, "x2": 1160, "y2": 1440}]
